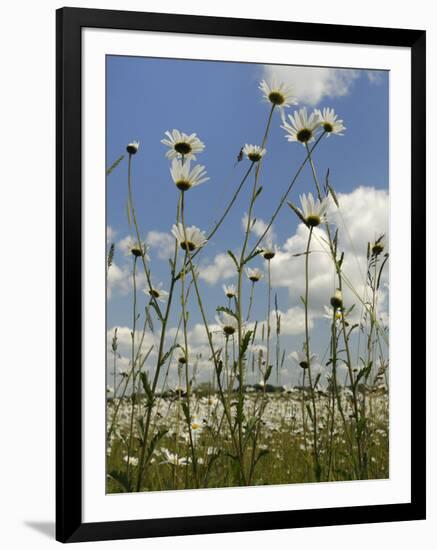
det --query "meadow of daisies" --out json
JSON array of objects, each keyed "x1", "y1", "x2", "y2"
[{"x1": 106, "y1": 74, "x2": 389, "y2": 493}]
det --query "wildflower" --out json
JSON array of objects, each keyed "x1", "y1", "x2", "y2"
[
  {"x1": 290, "y1": 350, "x2": 317, "y2": 370},
  {"x1": 223, "y1": 284, "x2": 237, "y2": 299},
  {"x1": 242, "y1": 144, "x2": 266, "y2": 162},
  {"x1": 262, "y1": 244, "x2": 278, "y2": 260},
  {"x1": 282, "y1": 107, "x2": 320, "y2": 144},
  {"x1": 144, "y1": 282, "x2": 169, "y2": 303},
  {"x1": 259, "y1": 77, "x2": 297, "y2": 108},
  {"x1": 123, "y1": 455, "x2": 139, "y2": 466},
  {"x1": 314, "y1": 108, "x2": 346, "y2": 136},
  {"x1": 160, "y1": 448, "x2": 191, "y2": 466},
  {"x1": 371, "y1": 240, "x2": 385, "y2": 256},
  {"x1": 290, "y1": 193, "x2": 328, "y2": 227},
  {"x1": 171, "y1": 223, "x2": 208, "y2": 251},
  {"x1": 161, "y1": 129, "x2": 205, "y2": 160},
  {"x1": 126, "y1": 140, "x2": 140, "y2": 154},
  {"x1": 246, "y1": 267, "x2": 264, "y2": 282},
  {"x1": 323, "y1": 305, "x2": 345, "y2": 324},
  {"x1": 170, "y1": 158, "x2": 209, "y2": 191},
  {"x1": 216, "y1": 311, "x2": 239, "y2": 336},
  {"x1": 330, "y1": 289, "x2": 343, "y2": 309},
  {"x1": 127, "y1": 239, "x2": 147, "y2": 258}
]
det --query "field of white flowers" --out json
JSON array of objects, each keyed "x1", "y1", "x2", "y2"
[{"x1": 106, "y1": 75, "x2": 389, "y2": 493}]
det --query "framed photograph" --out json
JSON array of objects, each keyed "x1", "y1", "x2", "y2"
[{"x1": 56, "y1": 7, "x2": 426, "y2": 543}]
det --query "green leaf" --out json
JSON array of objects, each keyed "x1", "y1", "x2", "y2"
[
  {"x1": 108, "y1": 470, "x2": 131, "y2": 492},
  {"x1": 106, "y1": 154, "x2": 125, "y2": 175},
  {"x1": 227, "y1": 250, "x2": 239, "y2": 268},
  {"x1": 216, "y1": 306, "x2": 238, "y2": 319}
]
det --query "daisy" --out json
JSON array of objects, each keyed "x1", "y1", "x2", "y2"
[
  {"x1": 161, "y1": 129, "x2": 205, "y2": 160},
  {"x1": 160, "y1": 448, "x2": 191, "y2": 466},
  {"x1": 242, "y1": 144, "x2": 266, "y2": 162},
  {"x1": 330, "y1": 289, "x2": 343, "y2": 309},
  {"x1": 259, "y1": 77, "x2": 297, "y2": 109},
  {"x1": 144, "y1": 282, "x2": 169, "y2": 303},
  {"x1": 282, "y1": 107, "x2": 321, "y2": 144},
  {"x1": 123, "y1": 455, "x2": 139, "y2": 466},
  {"x1": 262, "y1": 244, "x2": 278, "y2": 260},
  {"x1": 323, "y1": 305, "x2": 347, "y2": 325},
  {"x1": 371, "y1": 239, "x2": 385, "y2": 256},
  {"x1": 314, "y1": 108, "x2": 346, "y2": 136},
  {"x1": 223, "y1": 284, "x2": 237, "y2": 299},
  {"x1": 170, "y1": 158, "x2": 209, "y2": 191},
  {"x1": 127, "y1": 239, "x2": 148, "y2": 258},
  {"x1": 246, "y1": 267, "x2": 264, "y2": 282},
  {"x1": 292, "y1": 193, "x2": 329, "y2": 227},
  {"x1": 290, "y1": 350, "x2": 317, "y2": 370},
  {"x1": 171, "y1": 223, "x2": 208, "y2": 251},
  {"x1": 215, "y1": 311, "x2": 239, "y2": 336},
  {"x1": 126, "y1": 140, "x2": 140, "y2": 154}
]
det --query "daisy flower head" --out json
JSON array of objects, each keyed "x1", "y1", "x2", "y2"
[
  {"x1": 295, "y1": 192, "x2": 329, "y2": 227},
  {"x1": 371, "y1": 237, "x2": 385, "y2": 256},
  {"x1": 242, "y1": 144, "x2": 266, "y2": 163},
  {"x1": 216, "y1": 311, "x2": 239, "y2": 337},
  {"x1": 126, "y1": 140, "x2": 140, "y2": 155},
  {"x1": 161, "y1": 129, "x2": 205, "y2": 160},
  {"x1": 170, "y1": 158, "x2": 209, "y2": 192},
  {"x1": 246, "y1": 267, "x2": 264, "y2": 283},
  {"x1": 171, "y1": 223, "x2": 208, "y2": 252},
  {"x1": 314, "y1": 108, "x2": 346, "y2": 136},
  {"x1": 160, "y1": 448, "x2": 191, "y2": 466},
  {"x1": 282, "y1": 107, "x2": 321, "y2": 145},
  {"x1": 127, "y1": 239, "x2": 148, "y2": 258},
  {"x1": 144, "y1": 282, "x2": 169, "y2": 303},
  {"x1": 323, "y1": 305, "x2": 345, "y2": 323},
  {"x1": 262, "y1": 243, "x2": 278, "y2": 261},
  {"x1": 259, "y1": 76, "x2": 297, "y2": 109},
  {"x1": 330, "y1": 289, "x2": 343, "y2": 309},
  {"x1": 290, "y1": 350, "x2": 317, "y2": 370},
  {"x1": 223, "y1": 284, "x2": 237, "y2": 299}
]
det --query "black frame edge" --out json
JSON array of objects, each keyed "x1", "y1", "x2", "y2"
[{"x1": 56, "y1": 6, "x2": 426, "y2": 543}]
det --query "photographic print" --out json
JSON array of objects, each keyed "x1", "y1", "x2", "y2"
[{"x1": 105, "y1": 56, "x2": 389, "y2": 494}]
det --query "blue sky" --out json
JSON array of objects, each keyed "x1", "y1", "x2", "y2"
[{"x1": 106, "y1": 55, "x2": 389, "y2": 385}]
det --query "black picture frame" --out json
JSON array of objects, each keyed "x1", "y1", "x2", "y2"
[{"x1": 56, "y1": 6, "x2": 426, "y2": 543}]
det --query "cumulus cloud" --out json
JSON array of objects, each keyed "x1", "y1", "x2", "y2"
[
  {"x1": 270, "y1": 186, "x2": 389, "y2": 322},
  {"x1": 107, "y1": 225, "x2": 117, "y2": 244},
  {"x1": 271, "y1": 306, "x2": 313, "y2": 336},
  {"x1": 146, "y1": 230, "x2": 175, "y2": 260},
  {"x1": 241, "y1": 213, "x2": 276, "y2": 243},
  {"x1": 107, "y1": 261, "x2": 148, "y2": 299},
  {"x1": 262, "y1": 65, "x2": 360, "y2": 106},
  {"x1": 198, "y1": 252, "x2": 236, "y2": 285}
]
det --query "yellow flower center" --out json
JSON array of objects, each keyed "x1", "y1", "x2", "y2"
[
  {"x1": 248, "y1": 152, "x2": 262, "y2": 162},
  {"x1": 297, "y1": 128, "x2": 312, "y2": 143},
  {"x1": 323, "y1": 122, "x2": 334, "y2": 132},
  {"x1": 180, "y1": 241, "x2": 196, "y2": 251},
  {"x1": 174, "y1": 142, "x2": 192, "y2": 155},
  {"x1": 176, "y1": 179, "x2": 191, "y2": 191},
  {"x1": 268, "y1": 91, "x2": 285, "y2": 105},
  {"x1": 306, "y1": 215, "x2": 321, "y2": 227}
]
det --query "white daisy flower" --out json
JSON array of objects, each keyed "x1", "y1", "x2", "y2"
[
  {"x1": 144, "y1": 282, "x2": 169, "y2": 303},
  {"x1": 242, "y1": 144, "x2": 266, "y2": 162},
  {"x1": 161, "y1": 129, "x2": 205, "y2": 160},
  {"x1": 123, "y1": 455, "x2": 139, "y2": 466},
  {"x1": 262, "y1": 244, "x2": 278, "y2": 260},
  {"x1": 314, "y1": 108, "x2": 346, "y2": 136},
  {"x1": 298, "y1": 193, "x2": 329, "y2": 227},
  {"x1": 160, "y1": 448, "x2": 191, "y2": 466},
  {"x1": 290, "y1": 350, "x2": 317, "y2": 370},
  {"x1": 282, "y1": 107, "x2": 321, "y2": 144},
  {"x1": 126, "y1": 140, "x2": 140, "y2": 154},
  {"x1": 246, "y1": 267, "x2": 264, "y2": 282},
  {"x1": 169, "y1": 158, "x2": 209, "y2": 191},
  {"x1": 330, "y1": 289, "x2": 343, "y2": 309},
  {"x1": 171, "y1": 223, "x2": 208, "y2": 251},
  {"x1": 259, "y1": 77, "x2": 298, "y2": 109},
  {"x1": 127, "y1": 239, "x2": 148, "y2": 258},
  {"x1": 215, "y1": 311, "x2": 239, "y2": 336},
  {"x1": 223, "y1": 284, "x2": 237, "y2": 299},
  {"x1": 371, "y1": 239, "x2": 385, "y2": 256}
]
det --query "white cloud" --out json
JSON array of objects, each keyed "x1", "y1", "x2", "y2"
[
  {"x1": 270, "y1": 186, "x2": 389, "y2": 322},
  {"x1": 107, "y1": 261, "x2": 148, "y2": 299},
  {"x1": 241, "y1": 213, "x2": 276, "y2": 243},
  {"x1": 198, "y1": 253, "x2": 236, "y2": 285},
  {"x1": 146, "y1": 230, "x2": 175, "y2": 260},
  {"x1": 271, "y1": 306, "x2": 313, "y2": 336},
  {"x1": 106, "y1": 225, "x2": 117, "y2": 244},
  {"x1": 263, "y1": 65, "x2": 360, "y2": 106}
]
